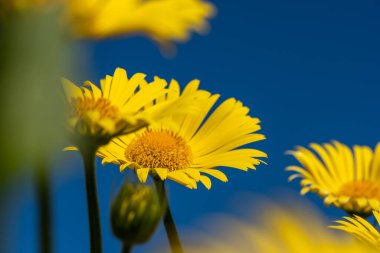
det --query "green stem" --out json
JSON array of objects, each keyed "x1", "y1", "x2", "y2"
[
  {"x1": 80, "y1": 146, "x2": 102, "y2": 253},
  {"x1": 153, "y1": 178, "x2": 184, "y2": 253},
  {"x1": 121, "y1": 244, "x2": 132, "y2": 253},
  {"x1": 36, "y1": 158, "x2": 52, "y2": 253}
]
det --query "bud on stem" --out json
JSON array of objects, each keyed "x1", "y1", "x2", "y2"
[{"x1": 111, "y1": 182, "x2": 165, "y2": 251}]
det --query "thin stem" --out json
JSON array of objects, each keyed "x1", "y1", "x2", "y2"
[
  {"x1": 36, "y1": 157, "x2": 52, "y2": 253},
  {"x1": 153, "y1": 178, "x2": 184, "y2": 253},
  {"x1": 121, "y1": 244, "x2": 132, "y2": 253},
  {"x1": 80, "y1": 146, "x2": 102, "y2": 253}
]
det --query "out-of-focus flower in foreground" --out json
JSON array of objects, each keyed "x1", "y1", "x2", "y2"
[
  {"x1": 98, "y1": 80, "x2": 266, "y2": 189},
  {"x1": 183, "y1": 202, "x2": 376, "y2": 253},
  {"x1": 65, "y1": 0, "x2": 215, "y2": 47},
  {"x1": 331, "y1": 210, "x2": 380, "y2": 250},
  {"x1": 63, "y1": 67, "x2": 170, "y2": 148},
  {"x1": 287, "y1": 141, "x2": 380, "y2": 216},
  {"x1": 0, "y1": 6, "x2": 68, "y2": 186}
]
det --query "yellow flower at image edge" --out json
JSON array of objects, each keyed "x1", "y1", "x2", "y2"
[
  {"x1": 183, "y1": 203, "x2": 376, "y2": 253},
  {"x1": 98, "y1": 81, "x2": 267, "y2": 189},
  {"x1": 66, "y1": 0, "x2": 215, "y2": 46},
  {"x1": 331, "y1": 210, "x2": 380, "y2": 249},
  {"x1": 63, "y1": 67, "x2": 168, "y2": 146},
  {"x1": 287, "y1": 141, "x2": 380, "y2": 216}
]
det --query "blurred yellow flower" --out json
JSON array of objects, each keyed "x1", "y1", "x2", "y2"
[
  {"x1": 98, "y1": 80, "x2": 266, "y2": 189},
  {"x1": 287, "y1": 141, "x2": 380, "y2": 216},
  {"x1": 331, "y1": 210, "x2": 380, "y2": 249},
  {"x1": 65, "y1": 0, "x2": 215, "y2": 47},
  {"x1": 63, "y1": 67, "x2": 170, "y2": 147},
  {"x1": 183, "y1": 202, "x2": 376, "y2": 253},
  {"x1": 2, "y1": 0, "x2": 215, "y2": 48}
]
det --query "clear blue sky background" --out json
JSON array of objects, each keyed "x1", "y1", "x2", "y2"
[{"x1": 10, "y1": 0, "x2": 380, "y2": 252}]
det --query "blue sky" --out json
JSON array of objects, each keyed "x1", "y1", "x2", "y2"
[{"x1": 11, "y1": 0, "x2": 380, "y2": 252}]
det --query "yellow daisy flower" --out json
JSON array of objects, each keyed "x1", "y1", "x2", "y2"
[
  {"x1": 287, "y1": 141, "x2": 380, "y2": 216},
  {"x1": 331, "y1": 210, "x2": 380, "y2": 249},
  {"x1": 63, "y1": 67, "x2": 171, "y2": 147},
  {"x1": 65, "y1": 0, "x2": 215, "y2": 47},
  {"x1": 98, "y1": 80, "x2": 266, "y2": 189}
]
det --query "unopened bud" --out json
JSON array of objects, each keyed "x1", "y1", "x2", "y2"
[{"x1": 111, "y1": 182, "x2": 164, "y2": 246}]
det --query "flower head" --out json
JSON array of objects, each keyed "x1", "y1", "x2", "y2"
[
  {"x1": 63, "y1": 67, "x2": 169, "y2": 147},
  {"x1": 98, "y1": 80, "x2": 266, "y2": 189},
  {"x1": 287, "y1": 141, "x2": 380, "y2": 216},
  {"x1": 65, "y1": 0, "x2": 215, "y2": 47},
  {"x1": 331, "y1": 210, "x2": 380, "y2": 249}
]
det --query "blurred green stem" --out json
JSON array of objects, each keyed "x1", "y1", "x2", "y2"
[
  {"x1": 121, "y1": 244, "x2": 132, "y2": 253},
  {"x1": 80, "y1": 146, "x2": 102, "y2": 253},
  {"x1": 36, "y1": 157, "x2": 52, "y2": 253},
  {"x1": 153, "y1": 178, "x2": 184, "y2": 253}
]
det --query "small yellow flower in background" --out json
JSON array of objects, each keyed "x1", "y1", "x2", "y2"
[
  {"x1": 287, "y1": 141, "x2": 380, "y2": 216},
  {"x1": 98, "y1": 80, "x2": 266, "y2": 189},
  {"x1": 63, "y1": 67, "x2": 172, "y2": 147},
  {"x1": 182, "y1": 201, "x2": 376, "y2": 253},
  {"x1": 331, "y1": 210, "x2": 380, "y2": 249},
  {"x1": 65, "y1": 0, "x2": 215, "y2": 47}
]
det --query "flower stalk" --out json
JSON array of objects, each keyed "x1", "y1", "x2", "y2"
[
  {"x1": 153, "y1": 177, "x2": 184, "y2": 253},
  {"x1": 121, "y1": 244, "x2": 132, "y2": 253},
  {"x1": 80, "y1": 144, "x2": 102, "y2": 253},
  {"x1": 36, "y1": 157, "x2": 52, "y2": 253}
]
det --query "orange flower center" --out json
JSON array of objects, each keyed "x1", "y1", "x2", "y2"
[
  {"x1": 70, "y1": 97, "x2": 119, "y2": 120},
  {"x1": 338, "y1": 180, "x2": 380, "y2": 199},
  {"x1": 125, "y1": 130, "x2": 192, "y2": 171}
]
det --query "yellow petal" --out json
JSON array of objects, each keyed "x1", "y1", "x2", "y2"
[
  {"x1": 199, "y1": 175, "x2": 211, "y2": 189},
  {"x1": 136, "y1": 168, "x2": 150, "y2": 183},
  {"x1": 199, "y1": 168, "x2": 228, "y2": 182},
  {"x1": 155, "y1": 168, "x2": 168, "y2": 180}
]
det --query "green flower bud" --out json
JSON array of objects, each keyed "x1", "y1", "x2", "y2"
[{"x1": 111, "y1": 182, "x2": 164, "y2": 247}]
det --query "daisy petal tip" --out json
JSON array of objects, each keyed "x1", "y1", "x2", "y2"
[
  {"x1": 119, "y1": 164, "x2": 129, "y2": 172},
  {"x1": 284, "y1": 150, "x2": 295, "y2": 156},
  {"x1": 300, "y1": 188, "x2": 310, "y2": 196},
  {"x1": 62, "y1": 146, "x2": 78, "y2": 152}
]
